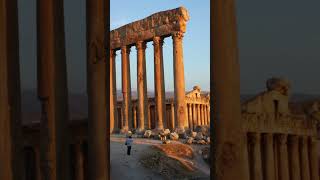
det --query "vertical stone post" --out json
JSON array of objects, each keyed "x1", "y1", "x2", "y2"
[
  {"x1": 133, "y1": 104, "x2": 137, "y2": 129},
  {"x1": 37, "y1": 0, "x2": 70, "y2": 179},
  {"x1": 136, "y1": 41, "x2": 147, "y2": 133},
  {"x1": 197, "y1": 104, "x2": 201, "y2": 125},
  {"x1": 193, "y1": 104, "x2": 197, "y2": 127},
  {"x1": 203, "y1": 105, "x2": 207, "y2": 125},
  {"x1": 0, "y1": 0, "x2": 24, "y2": 179},
  {"x1": 300, "y1": 136, "x2": 310, "y2": 180},
  {"x1": 278, "y1": 134, "x2": 289, "y2": 180},
  {"x1": 262, "y1": 133, "x2": 275, "y2": 180},
  {"x1": 86, "y1": 0, "x2": 108, "y2": 179},
  {"x1": 148, "y1": 104, "x2": 151, "y2": 129},
  {"x1": 309, "y1": 137, "x2": 319, "y2": 180},
  {"x1": 121, "y1": 46, "x2": 131, "y2": 132},
  {"x1": 74, "y1": 142, "x2": 84, "y2": 180},
  {"x1": 248, "y1": 133, "x2": 263, "y2": 180},
  {"x1": 212, "y1": 0, "x2": 250, "y2": 179},
  {"x1": 170, "y1": 103, "x2": 175, "y2": 130},
  {"x1": 153, "y1": 36, "x2": 166, "y2": 131},
  {"x1": 188, "y1": 104, "x2": 193, "y2": 130},
  {"x1": 110, "y1": 49, "x2": 117, "y2": 133},
  {"x1": 288, "y1": 135, "x2": 300, "y2": 180},
  {"x1": 201, "y1": 104, "x2": 205, "y2": 125},
  {"x1": 172, "y1": 31, "x2": 187, "y2": 132},
  {"x1": 34, "y1": 147, "x2": 41, "y2": 180}
]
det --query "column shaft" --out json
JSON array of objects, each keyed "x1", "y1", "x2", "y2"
[
  {"x1": 278, "y1": 134, "x2": 289, "y2": 180},
  {"x1": 136, "y1": 41, "x2": 147, "y2": 132},
  {"x1": 110, "y1": 49, "x2": 117, "y2": 133},
  {"x1": 288, "y1": 135, "x2": 300, "y2": 180},
  {"x1": 74, "y1": 143, "x2": 84, "y2": 180},
  {"x1": 0, "y1": 0, "x2": 23, "y2": 179},
  {"x1": 188, "y1": 104, "x2": 193, "y2": 130},
  {"x1": 192, "y1": 104, "x2": 197, "y2": 127},
  {"x1": 309, "y1": 137, "x2": 319, "y2": 180},
  {"x1": 172, "y1": 32, "x2": 187, "y2": 132},
  {"x1": 37, "y1": 0, "x2": 70, "y2": 179},
  {"x1": 170, "y1": 103, "x2": 175, "y2": 130},
  {"x1": 212, "y1": 0, "x2": 250, "y2": 179},
  {"x1": 133, "y1": 105, "x2": 137, "y2": 129},
  {"x1": 34, "y1": 147, "x2": 41, "y2": 180},
  {"x1": 153, "y1": 37, "x2": 166, "y2": 130},
  {"x1": 86, "y1": 0, "x2": 108, "y2": 179},
  {"x1": 121, "y1": 46, "x2": 131, "y2": 132},
  {"x1": 300, "y1": 136, "x2": 311, "y2": 180},
  {"x1": 197, "y1": 104, "x2": 201, "y2": 125},
  {"x1": 201, "y1": 104, "x2": 205, "y2": 125},
  {"x1": 148, "y1": 104, "x2": 151, "y2": 129},
  {"x1": 248, "y1": 133, "x2": 263, "y2": 180},
  {"x1": 262, "y1": 134, "x2": 275, "y2": 180}
]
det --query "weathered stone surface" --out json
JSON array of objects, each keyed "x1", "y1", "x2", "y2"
[
  {"x1": 164, "y1": 129, "x2": 171, "y2": 135},
  {"x1": 195, "y1": 132, "x2": 204, "y2": 141},
  {"x1": 186, "y1": 137, "x2": 194, "y2": 144},
  {"x1": 144, "y1": 130, "x2": 152, "y2": 138},
  {"x1": 190, "y1": 131, "x2": 197, "y2": 138},
  {"x1": 170, "y1": 132, "x2": 179, "y2": 140},
  {"x1": 110, "y1": 7, "x2": 190, "y2": 49}
]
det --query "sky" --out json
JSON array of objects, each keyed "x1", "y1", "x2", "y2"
[{"x1": 17, "y1": 0, "x2": 320, "y2": 94}]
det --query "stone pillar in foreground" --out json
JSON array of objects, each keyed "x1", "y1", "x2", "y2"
[
  {"x1": 309, "y1": 137, "x2": 319, "y2": 180},
  {"x1": 110, "y1": 49, "x2": 117, "y2": 133},
  {"x1": 212, "y1": 0, "x2": 249, "y2": 179},
  {"x1": 133, "y1": 105, "x2": 137, "y2": 129},
  {"x1": 0, "y1": 0, "x2": 24, "y2": 179},
  {"x1": 248, "y1": 133, "x2": 262, "y2": 180},
  {"x1": 86, "y1": 0, "x2": 108, "y2": 179},
  {"x1": 262, "y1": 133, "x2": 275, "y2": 180},
  {"x1": 172, "y1": 31, "x2": 187, "y2": 133},
  {"x1": 121, "y1": 46, "x2": 131, "y2": 132},
  {"x1": 136, "y1": 41, "x2": 148, "y2": 133},
  {"x1": 278, "y1": 134, "x2": 289, "y2": 180},
  {"x1": 153, "y1": 36, "x2": 166, "y2": 131},
  {"x1": 74, "y1": 142, "x2": 84, "y2": 180},
  {"x1": 288, "y1": 135, "x2": 300, "y2": 180},
  {"x1": 37, "y1": 0, "x2": 70, "y2": 179},
  {"x1": 300, "y1": 136, "x2": 310, "y2": 180}
]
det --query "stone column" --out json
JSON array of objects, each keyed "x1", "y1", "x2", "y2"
[
  {"x1": 34, "y1": 147, "x2": 41, "y2": 180},
  {"x1": 110, "y1": 49, "x2": 117, "y2": 133},
  {"x1": 133, "y1": 105, "x2": 137, "y2": 129},
  {"x1": 0, "y1": 0, "x2": 24, "y2": 179},
  {"x1": 262, "y1": 133, "x2": 275, "y2": 180},
  {"x1": 147, "y1": 104, "x2": 151, "y2": 129},
  {"x1": 203, "y1": 105, "x2": 207, "y2": 125},
  {"x1": 197, "y1": 104, "x2": 201, "y2": 125},
  {"x1": 212, "y1": 0, "x2": 250, "y2": 179},
  {"x1": 201, "y1": 104, "x2": 205, "y2": 125},
  {"x1": 248, "y1": 133, "x2": 263, "y2": 180},
  {"x1": 37, "y1": 0, "x2": 70, "y2": 179},
  {"x1": 300, "y1": 136, "x2": 310, "y2": 180},
  {"x1": 309, "y1": 137, "x2": 319, "y2": 180},
  {"x1": 121, "y1": 46, "x2": 131, "y2": 132},
  {"x1": 278, "y1": 134, "x2": 289, "y2": 180},
  {"x1": 74, "y1": 142, "x2": 84, "y2": 180},
  {"x1": 86, "y1": 0, "x2": 108, "y2": 179},
  {"x1": 172, "y1": 31, "x2": 187, "y2": 132},
  {"x1": 136, "y1": 41, "x2": 147, "y2": 133},
  {"x1": 188, "y1": 104, "x2": 193, "y2": 130},
  {"x1": 288, "y1": 135, "x2": 300, "y2": 180},
  {"x1": 192, "y1": 104, "x2": 197, "y2": 127},
  {"x1": 153, "y1": 36, "x2": 166, "y2": 131},
  {"x1": 170, "y1": 103, "x2": 175, "y2": 130}
]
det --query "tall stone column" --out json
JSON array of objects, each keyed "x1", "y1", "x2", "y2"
[
  {"x1": 192, "y1": 104, "x2": 197, "y2": 127},
  {"x1": 300, "y1": 136, "x2": 310, "y2": 180},
  {"x1": 248, "y1": 133, "x2": 262, "y2": 180},
  {"x1": 288, "y1": 135, "x2": 300, "y2": 180},
  {"x1": 110, "y1": 49, "x2": 117, "y2": 133},
  {"x1": 34, "y1": 147, "x2": 41, "y2": 180},
  {"x1": 188, "y1": 104, "x2": 193, "y2": 130},
  {"x1": 170, "y1": 103, "x2": 175, "y2": 130},
  {"x1": 153, "y1": 36, "x2": 166, "y2": 131},
  {"x1": 172, "y1": 31, "x2": 187, "y2": 132},
  {"x1": 309, "y1": 137, "x2": 319, "y2": 180},
  {"x1": 278, "y1": 134, "x2": 289, "y2": 180},
  {"x1": 197, "y1": 104, "x2": 201, "y2": 125},
  {"x1": 148, "y1": 104, "x2": 151, "y2": 129},
  {"x1": 74, "y1": 142, "x2": 84, "y2": 180},
  {"x1": 121, "y1": 46, "x2": 131, "y2": 132},
  {"x1": 37, "y1": 0, "x2": 70, "y2": 179},
  {"x1": 133, "y1": 105, "x2": 137, "y2": 129},
  {"x1": 212, "y1": 0, "x2": 250, "y2": 179},
  {"x1": 0, "y1": 0, "x2": 24, "y2": 179},
  {"x1": 262, "y1": 133, "x2": 275, "y2": 180},
  {"x1": 136, "y1": 41, "x2": 147, "y2": 133},
  {"x1": 86, "y1": 0, "x2": 108, "y2": 179},
  {"x1": 203, "y1": 105, "x2": 207, "y2": 125},
  {"x1": 201, "y1": 104, "x2": 205, "y2": 125}
]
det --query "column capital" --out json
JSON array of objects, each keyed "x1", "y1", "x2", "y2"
[
  {"x1": 121, "y1": 45, "x2": 131, "y2": 54},
  {"x1": 153, "y1": 36, "x2": 164, "y2": 47},
  {"x1": 277, "y1": 134, "x2": 288, "y2": 145},
  {"x1": 136, "y1": 41, "x2": 147, "y2": 50},
  {"x1": 172, "y1": 31, "x2": 184, "y2": 40},
  {"x1": 248, "y1": 133, "x2": 261, "y2": 145}
]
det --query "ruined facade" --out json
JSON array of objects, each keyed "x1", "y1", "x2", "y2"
[{"x1": 113, "y1": 86, "x2": 210, "y2": 133}]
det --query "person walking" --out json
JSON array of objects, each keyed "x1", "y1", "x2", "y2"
[{"x1": 125, "y1": 135, "x2": 133, "y2": 155}]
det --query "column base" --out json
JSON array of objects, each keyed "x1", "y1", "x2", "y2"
[{"x1": 120, "y1": 127, "x2": 129, "y2": 134}]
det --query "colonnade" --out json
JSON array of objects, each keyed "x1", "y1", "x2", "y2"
[
  {"x1": 110, "y1": 32, "x2": 188, "y2": 133},
  {"x1": 247, "y1": 133, "x2": 319, "y2": 180}
]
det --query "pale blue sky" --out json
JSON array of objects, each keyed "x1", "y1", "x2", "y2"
[{"x1": 111, "y1": 0, "x2": 210, "y2": 92}]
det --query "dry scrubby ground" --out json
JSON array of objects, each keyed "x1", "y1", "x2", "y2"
[{"x1": 139, "y1": 144, "x2": 210, "y2": 180}]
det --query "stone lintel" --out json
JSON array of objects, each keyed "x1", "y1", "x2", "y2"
[{"x1": 110, "y1": 7, "x2": 190, "y2": 50}]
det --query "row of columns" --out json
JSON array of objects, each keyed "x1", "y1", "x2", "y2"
[
  {"x1": 248, "y1": 133, "x2": 319, "y2": 180},
  {"x1": 110, "y1": 32, "x2": 187, "y2": 133}
]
